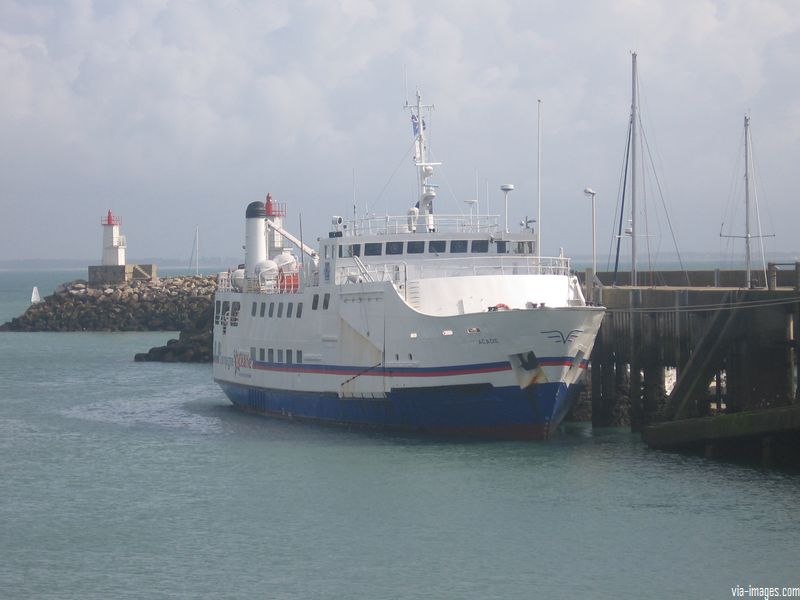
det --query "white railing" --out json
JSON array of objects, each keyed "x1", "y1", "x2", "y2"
[
  {"x1": 345, "y1": 213, "x2": 501, "y2": 236},
  {"x1": 217, "y1": 255, "x2": 571, "y2": 296},
  {"x1": 217, "y1": 271, "x2": 297, "y2": 294},
  {"x1": 218, "y1": 272, "x2": 234, "y2": 292},
  {"x1": 336, "y1": 255, "x2": 571, "y2": 285}
]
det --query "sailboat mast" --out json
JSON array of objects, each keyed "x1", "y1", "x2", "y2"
[
  {"x1": 537, "y1": 99, "x2": 542, "y2": 257},
  {"x1": 630, "y1": 52, "x2": 639, "y2": 286},
  {"x1": 744, "y1": 114, "x2": 752, "y2": 289},
  {"x1": 195, "y1": 227, "x2": 200, "y2": 276}
]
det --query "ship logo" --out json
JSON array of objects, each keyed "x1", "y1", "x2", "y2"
[
  {"x1": 233, "y1": 350, "x2": 254, "y2": 374},
  {"x1": 541, "y1": 329, "x2": 583, "y2": 344}
]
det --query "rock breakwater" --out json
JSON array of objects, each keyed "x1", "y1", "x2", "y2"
[
  {"x1": 0, "y1": 276, "x2": 217, "y2": 333},
  {"x1": 134, "y1": 328, "x2": 213, "y2": 363}
]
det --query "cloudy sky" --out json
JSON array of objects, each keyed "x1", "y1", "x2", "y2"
[{"x1": 1, "y1": 0, "x2": 798, "y2": 267}]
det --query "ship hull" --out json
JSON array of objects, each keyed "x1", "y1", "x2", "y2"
[{"x1": 217, "y1": 378, "x2": 578, "y2": 440}]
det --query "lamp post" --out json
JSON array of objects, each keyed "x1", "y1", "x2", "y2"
[
  {"x1": 583, "y1": 187, "x2": 597, "y2": 276},
  {"x1": 501, "y1": 184, "x2": 514, "y2": 233}
]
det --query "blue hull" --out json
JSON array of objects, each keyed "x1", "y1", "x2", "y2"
[{"x1": 216, "y1": 380, "x2": 579, "y2": 440}]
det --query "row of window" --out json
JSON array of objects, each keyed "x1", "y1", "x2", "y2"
[
  {"x1": 215, "y1": 293, "x2": 332, "y2": 324},
  {"x1": 339, "y1": 240, "x2": 533, "y2": 257},
  {"x1": 251, "y1": 346, "x2": 303, "y2": 365}
]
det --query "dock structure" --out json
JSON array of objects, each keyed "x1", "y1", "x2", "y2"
[{"x1": 583, "y1": 265, "x2": 800, "y2": 465}]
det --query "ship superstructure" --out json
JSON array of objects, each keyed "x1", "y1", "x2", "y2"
[{"x1": 213, "y1": 91, "x2": 605, "y2": 439}]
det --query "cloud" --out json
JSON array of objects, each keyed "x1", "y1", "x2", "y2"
[{"x1": 0, "y1": 0, "x2": 799, "y2": 262}]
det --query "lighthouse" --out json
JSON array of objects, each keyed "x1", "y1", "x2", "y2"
[{"x1": 101, "y1": 209, "x2": 126, "y2": 266}]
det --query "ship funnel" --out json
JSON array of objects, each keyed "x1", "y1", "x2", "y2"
[{"x1": 245, "y1": 201, "x2": 268, "y2": 277}]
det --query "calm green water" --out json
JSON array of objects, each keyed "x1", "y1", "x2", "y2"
[{"x1": 1, "y1": 271, "x2": 798, "y2": 599}]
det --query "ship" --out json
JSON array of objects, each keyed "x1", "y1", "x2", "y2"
[{"x1": 212, "y1": 91, "x2": 605, "y2": 439}]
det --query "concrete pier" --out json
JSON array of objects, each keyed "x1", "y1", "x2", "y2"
[{"x1": 583, "y1": 267, "x2": 800, "y2": 465}]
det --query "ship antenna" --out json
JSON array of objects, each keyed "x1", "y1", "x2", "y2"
[
  {"x1": 352, "y1": 167, "x2": 357, "y2": 233},
  {"x1": 405, "y1": 88, "x2": 440, "y2": 232}
]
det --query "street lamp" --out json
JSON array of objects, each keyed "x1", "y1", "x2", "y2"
[
  {"x1": 501, "y1": 184, "x2": 514, "y2": 233},
  {"x1": 583, "y1": 187, "x2": 597, "y2": 276}
]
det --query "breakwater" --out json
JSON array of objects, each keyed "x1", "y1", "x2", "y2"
[{"x1": 0, "y1": 275, "x2": 216, "y2": 333}]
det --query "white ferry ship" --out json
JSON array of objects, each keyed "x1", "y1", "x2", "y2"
[{"x1": 213, "y1": 92, "x2": 605, "y2": 439}]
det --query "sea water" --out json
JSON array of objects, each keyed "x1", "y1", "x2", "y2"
[{"x1": 1, "y1": 270, "x2": 798, "y2": 599}]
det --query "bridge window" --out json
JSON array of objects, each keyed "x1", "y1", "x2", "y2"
[
  {"x1": 515, "y1": 241, "x2": 533, "y2": 254},
  {"x1": 297, "y1": 350, "x2": 303, "y2": 364},
  {"x1": 428, "y1": 240, "x2": 446, "y2": 253},
  {"x1": 386, "y1": 241, "x2": 404, "y2": 255},
  {"x1": 259, "y1": 348, "x2": 265, "y2": 361},
  {"x1": 471, "y1": 240, "x2": 489, "y2": 253},
  {"x1": 251, "y1": 302, "x2": 257, "y2": 317},
  {"x1": 260, "y1": 302, "x2": 266, "y2": 317},
  {"x1": 364, "y1": 242, "x2": 382, "y2": 256},
  {"x1": 312, "y1": 294, "x2": 319, "y2": 310},
  {"x1": 231, "y1": 302, "x2": 241, "y2": 322},
  {"x1": 496, "y1": 241, "x2": 508, "y2": 254},
  {"x1": 407, "y1": 241, "x2": 424, "y2": 254},
  {"x1": 268, "y1": 302, "x2": 275, "y2": 317},
  {"x1": 268, "y1": 349, "x2": 274, "y2": 362},
  {"x1": 215, "y1": 300, "x2": 221, "y2": 324},
  {"x1": 277, "y1": 302, "x2": 284, "y2": 318},
  {"x1": 297, "y1": 302, "x2": 303, "y2": 318},
  {"x1": 323, "y1": 293, "x2": 331, "y2": 310},
  {"x1": 339, "y1": 243, "x2": 360, "y2": 257},
  {"x1": 278, "y1": 349, "x2": 284, "y2": 363},
  {"x1": 286, "y1": 349, "x2": 293, "y2": 365},
  {"x1": 450, "y1": 240, "x2": 468, "y2": 253},
  {"x1": 250, "y1": 347, "x2": 256, "y2": 360},
  {"x1": 287, "y1": 302, "x2": 294, "y2": 318}
]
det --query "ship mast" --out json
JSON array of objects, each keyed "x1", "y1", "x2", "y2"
[
  {"x1": 630, "y1": 52, "x2": 639, "y2": 286},
  {"x1": 406, "y1": 89, "x2": 440, "y2": 232},
  {"x1": 537, "y1": 99, "x2": 542, "y2": 257},
  {"x1": 720, "y1": 114, "x2": 773, "y2": 289},
  {"x1": 744, "y1": 114, "x2": 752, "y2": 288}
]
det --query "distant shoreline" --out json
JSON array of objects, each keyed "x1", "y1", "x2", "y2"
[{"x1": 1, "y1": 252, "x2": 798, "y2": 272}]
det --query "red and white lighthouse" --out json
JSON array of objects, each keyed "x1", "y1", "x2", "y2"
[{"x1": 101, "y1": 209, "x2": 126, "y2": 266}]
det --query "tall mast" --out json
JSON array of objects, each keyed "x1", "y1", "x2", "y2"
[
  {"x1": 195, "y1": 227, "x2": 199, "y2": 275},
  {"x1": 537, "y1": 99, "x2": 542, "y2": 257},
  {"x1": 744, "y1": 114, "x2": 752, "y2": 288},
  {"x1": 630, "y1": 52, "x2": 639, "y2": 286},
  {"x1": 406, "y1": 89, "x2": 439, "y2": 232}
]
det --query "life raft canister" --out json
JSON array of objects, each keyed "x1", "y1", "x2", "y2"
[{"x1": 277, "y1": 268, "x2": 299, "y2": 293}]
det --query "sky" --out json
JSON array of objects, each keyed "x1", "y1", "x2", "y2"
[{"x1": 1, "y1": 0, "x2": 798, "y2": 267}]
